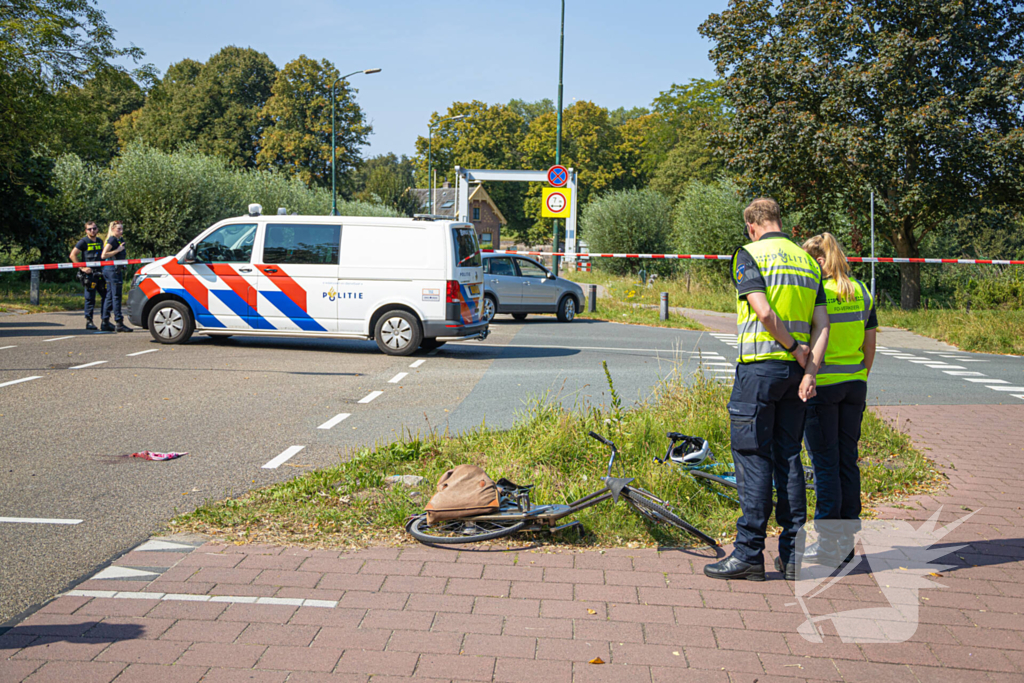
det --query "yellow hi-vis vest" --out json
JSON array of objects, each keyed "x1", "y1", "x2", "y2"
[
  {"x1": 817, "y1": 277, "x2": 874, "y2": 386},
  {"x1": 734, "y1": 237, "x2": 822, "y2": 363}
]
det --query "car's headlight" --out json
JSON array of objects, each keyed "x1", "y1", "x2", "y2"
[{"x1": 133, "y1": 273, "x2": 165, "y2": 287}]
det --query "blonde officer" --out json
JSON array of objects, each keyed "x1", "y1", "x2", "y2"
[{"x1": 800, "y1": 233, "x2": 876, "y2": 565}]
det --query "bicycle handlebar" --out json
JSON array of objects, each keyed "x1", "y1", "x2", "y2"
[{"x1": 588, "y1": 431, "x2": 613, "y2": 447}]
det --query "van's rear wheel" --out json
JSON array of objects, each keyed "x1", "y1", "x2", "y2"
[
  {"x1": 147, "y1": 300, "x2": 193, "y2": 344},
  {"x1": 374, "y1": 310, "x2": 422, "y2": 356}
]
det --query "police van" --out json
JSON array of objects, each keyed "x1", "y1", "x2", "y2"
[{"x1": 126, "y1": 206, "x2": 487, "y2": 356}]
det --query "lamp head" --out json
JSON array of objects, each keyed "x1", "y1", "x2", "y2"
[{"x1": 364, "y1": 68, "x2": 381, "y2": 74}]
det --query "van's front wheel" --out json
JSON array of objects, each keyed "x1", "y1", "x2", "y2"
[
  {"x1": 374, "y1": 310, "x2": 422, "y2": 356},
  {"x1": 147, "y1": 300, "x2": 193, "y2": 344}
]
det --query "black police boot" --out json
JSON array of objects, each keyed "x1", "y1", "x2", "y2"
[
  {"x1": 704, "y1": 555, "x2": 765, "y2": 581},
  {"x1": 101, "y1": 320, "x2": 116, "y2": 332},
  {"x1": 85, "y1": 320, "x2": 98, "y2": 331},
  {"x1": 774, "y1": 555, "x2": 797, "y2": 581},
  {"x1": 115, "y1": 321, "x2": 133, "y2": 333},
  {"x1": 802, "y1": 536, "x2": 854, "y2": 565}
]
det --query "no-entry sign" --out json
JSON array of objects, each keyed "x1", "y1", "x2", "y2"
[{"x1": 542, "y1": 187, "x2": 571, "y2": 218}]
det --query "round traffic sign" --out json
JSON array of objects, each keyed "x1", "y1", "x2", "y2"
[
  {"x1": 547, "y1": 165, "x2": 568, "y2": 187},
  {"x1": 546, "y1": 191, "x2": 567, "y2": 213}
]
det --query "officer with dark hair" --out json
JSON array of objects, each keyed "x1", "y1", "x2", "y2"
[
  {"x1": 703, "y1": 198, "x2": 830, "y2": 582},
  {"x1": 69, "y1": 221, "x2": 110, "y2": 331}
]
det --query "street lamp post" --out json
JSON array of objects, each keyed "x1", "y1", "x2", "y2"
[
  {"x1": 427, "y1": 114, "x2": 469, "y2": 215},
  {"x1": 331, "y1": 68, "x2": 381, "y2": 216},
  {"x1": 552, "y1": 0, "x2": 565, "y2": 276}
]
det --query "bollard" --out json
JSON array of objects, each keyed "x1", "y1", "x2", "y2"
[
  {"x1": 660, "y1": 291, "x2": 669, "y2": 321},
  {"x1": 30, "y1": 270, "x2": 40, "y2": 306},
  {"x1": 588, "y1": 284, "x2": 597, "y2": 312}
]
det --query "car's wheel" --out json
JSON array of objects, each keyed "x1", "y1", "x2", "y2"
[
  {"x1": 512, "y1": 313, "x2": 528, "y2": 321},
  {"x1": 482, "y1": 294, "x2": 497, "y2": 323},
  {"x1": 374, "y1": 310, "x2": 422, "y2": 356},
  {"x1": 147, "y1": 300, "x2": 193, "y2": 344},
  {"x1": 557, "y1": 295, "x2": 577, "y2": 322},
  {"x1": 420, "y1": 338, "x2": 447, "y2": 350}
]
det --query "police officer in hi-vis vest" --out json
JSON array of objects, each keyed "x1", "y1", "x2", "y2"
[
  {"x1": 704, "y1": 198, "x2": 830, "y2": 582},
  {"x1": 800, "y1": 233, "x2": 877, "y2": 566},
  {"x1": 69, "y1": 221, "x2": 109, "y2": 331}
]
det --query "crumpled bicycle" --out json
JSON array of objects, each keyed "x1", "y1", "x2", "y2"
[{"x1": 405, "y1": 431, "x2": 718, "y2": 547}]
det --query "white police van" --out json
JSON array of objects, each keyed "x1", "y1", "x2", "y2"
[{"x1": 127, "y1": 206, "x2": 487, "y2": 355}]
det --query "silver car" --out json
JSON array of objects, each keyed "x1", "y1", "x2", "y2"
[{"x1": 481, "y1": 253, "x2": 585, "y2": 323}]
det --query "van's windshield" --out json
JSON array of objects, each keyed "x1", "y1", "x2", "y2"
[{"x1": 452, "y1": 227, "x2": 481, "y2": 268}]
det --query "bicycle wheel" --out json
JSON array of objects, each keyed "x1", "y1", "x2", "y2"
[
  {"x1": 405, "y1": 514, "x2": 526, "y2": 545},
  {"x1": 623, "y1": 487, "x2": 719, "y2": 547},
  {"x1": 690, "y1": 468, "x2": 738, "y2": 490}
]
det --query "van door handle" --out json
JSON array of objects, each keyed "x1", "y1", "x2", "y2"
[
  {"x1": 238, "y1": 268, "x2": 252, "y2": 273},
  {"x1": 262, "y1": 267, "x2": 278, "y2": 274}
]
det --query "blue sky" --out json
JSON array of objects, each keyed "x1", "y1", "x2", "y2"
[{"x1": 102, "y1": 0, "x2": 729, "y2": 157}]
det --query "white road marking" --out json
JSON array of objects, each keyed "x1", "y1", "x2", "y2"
[
  {"x1": 937, "y1": 354, "x2": 965, "y2": 358},
  {"x1": 907, "y1": 359, "x2": 937, "y2": 363},
  {"x1": 127, "y1": 349, "x2": 159, "y2": 357},
  {"x1": 986, "y1": 386, "x2": 1024, "y2": 392},
  {"x1": 43, "y1": 336, "x2": 75, "y2": 342},
  {"x1": 703, "y1": 363, "x2": 735, "y2": 367},
  {"x1": 963, "y1": 378, "x2": 1006, "y2": 383},
  {"x1": 924, "y1": 364, "x2": 965, "y2": 369},
  {"x1": 136, "y1": 540, "x2": 196, "y2": 551},
  {"x1": 475, "y1": 343, "x2": 721, "y2": 354},
  {"x1": 955, "y1": 359, "x2": 988, "y2": 362},
  {"x1": 1013, "y1": 394, "x2": 1024, "y2": 400},
  {"x1": 69, "y1": 360, "x2": 107, "y2": 370},
  {"x1": 389, "y1": 372, "x2": 408, "y2": 384},
  {"x1": 317, "y1": 413, "x2": 351, "y2": 430},
  {"x1": 91, "y1": 566, "x2": 159, "y2": 580},
  {"x1": 358, "y1": 391, "x2": 383, "y2": 404},
  {"x1": 944, "y1": 371, "x2": 986, "y2": 376},
  {"x1": 0, "y1": 345, "x2": 15, "y2": 350},
  {"x1": 63, "y1": 589, "x2": 338, "y2": 608},
  {"x1": 262, "y1": 445, "x2": 305, "y2": 469},
  {"x1": 410, "y1": 359, "x2": 426, "y2": 368},
  {"x1": 0, "y1": 376, "x2": 42, "y2": 389},
  {"x1": 0, "y1": 516, "x2": 82, "y2": 525}
]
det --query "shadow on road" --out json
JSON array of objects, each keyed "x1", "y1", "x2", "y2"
[{"x1": 0, "y1": 620, "x2": 144, "y2": 641}]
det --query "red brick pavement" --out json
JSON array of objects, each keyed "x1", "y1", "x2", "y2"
[{"x1": 2, "y1": 404, "x2": 1023, "y2": 682}]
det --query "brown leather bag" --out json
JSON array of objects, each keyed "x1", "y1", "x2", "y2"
[{"x1": 425, "y1": 465, "x2": 500, "y2": 524}]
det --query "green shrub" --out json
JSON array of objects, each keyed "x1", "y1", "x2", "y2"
[
  {"x1": 581, "y1": 188, "x2": 674, "y2": 275},
  {"x1": 954, "y1": 271, "x2": 1024, "y2": 310},
  {"x1": 672, "y1": 178, "x2": 747, "y2": 279}
]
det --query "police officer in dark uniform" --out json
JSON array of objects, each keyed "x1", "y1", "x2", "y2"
[
  {"x1": 704, "y1": 198, "x2": 830, "y2": 582},
  {"x1": 69, "y1": 221, "x2": 109, "y2": 331},
  {"x1": 100, "y1": 220, "x2": 133, "y2": 332}
]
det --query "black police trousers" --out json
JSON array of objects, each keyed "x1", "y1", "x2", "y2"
[
  {"x1": 83, "y1": 277, "x2": 108, "y2": 322},
  {"x1": 728, "y1": 360, "x2": 808, "y2": 566},
  {"x1": 803, "y1": 380, "x2": 867, "y2": 525}
]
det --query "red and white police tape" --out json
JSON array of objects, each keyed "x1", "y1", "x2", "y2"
[
  {"x1": 483, "y1": 250, "x2": 1024, "y2": 265},
  {"x1": 2, "y1": 252, "x2": 1024, "y2": 273},
  {"x1": 0, "y1": 258, "x2": 159, "y2": 273}
]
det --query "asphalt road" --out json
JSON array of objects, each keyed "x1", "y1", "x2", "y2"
[{"x1": 1, "y1": 310, "x2": 1023, "y2": 623}]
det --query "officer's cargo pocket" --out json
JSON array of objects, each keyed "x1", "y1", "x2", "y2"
[{"x1": 728, "y1": 401, "x2": 760, "y2": 453}]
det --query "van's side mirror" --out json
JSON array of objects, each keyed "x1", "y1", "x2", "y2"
[{"x1": 179, "y1": 245, "x2": 196, "y2": 264}]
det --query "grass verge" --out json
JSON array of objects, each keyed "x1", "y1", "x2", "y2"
[
  {"x1": 567, "y1": 270, "x2": 736, "y2": 314},
  {"x1": 169, "y1": 370, "x2": 943, "y2": 550},
  {"x1": 574, "y1": 298, "x2": 703, "y2": 330},
  {"x1": 0, "y1": 286, "x2": 84, "y2": 314},
  {"x1": 879, "y1": 308, "x2": 1024, "y2": 356}
]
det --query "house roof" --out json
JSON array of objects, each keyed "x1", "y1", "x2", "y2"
[{"x1": 408, "y1": 185, "x2": 507, "y2": 225}]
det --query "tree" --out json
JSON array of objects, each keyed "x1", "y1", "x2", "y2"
[
  {"x1": 672, "y1": 178, "x2": 749, "y2": 279},
  {"x1": 352, "y1": 154, "x2": 418, "y2": 216},
  {"x1": 257, "y1": 55, "x2": 370, "y2": 187},
  {"x1": 117, "y1": 47, "x2": 277, "y2": 168},
  {"x1": 507, "y1": 98, "x2": 554, "y2": 130},
  {"x1": 53, "y1": 68, "x2": 146, "y2": 163},
  {"x1": 700, "y1": 0, "x2": 1024, "y2": 308},
  {"x1": 581, "y1": 188, "x2": 674, "y2": 275}
]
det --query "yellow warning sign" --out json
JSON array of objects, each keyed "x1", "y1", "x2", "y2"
[{"x1": 542, "y1": 187, "x2": 571, "y2": 218}]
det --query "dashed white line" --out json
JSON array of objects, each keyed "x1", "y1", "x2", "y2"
[
  {"x1": 955, "y1": 359, "x2": 988, "y2": 362},
  {"x1": 702, "y1": 363, "x2": 735, "y2": 368},
  {"x1": 0, "y1": 345, "x2": 15, "y2": 350},
  {"x1": 944, "y1": 371, "x2": 986, "y2": 376},
  {"x1": 923, "y1": 364, "x2": 965, "y2": 369},
  {"x1": 1012, "y1": 394, "x2": 1024, "y2": 400},
  {"x1": 410, "y1": 359, "x2": 426, "y2": 368},
  {"x1": 0, "y1": 376, "x2": 42, "y2": 388},
  {"x1": 63, "y1": 590, "x2": 337, "y2": 608},
  {"x1": 985, "y1": 386, "x2": 1024, "y2": 392},
  {"x1": 389, "y1": 372, "x2": 408, "y2": 384},
  {"x1": 69, "y1": 360, "x2": 108, "y2": 370},
  {"x1": 43, "y1": 336, "x2": 75, "y2": 342},
  {"x1": 262, "y1": 445, "x2": 305, "y2": 469},
  {"x1": 127, "y1": 349, "x2": 159, "y2": 357},
  {"x1": 317, "y1": 413, "x2": 351, "y2": 430},
  {"x1": 962, "y1": 378, "x2": 1005, "y2": 383},
  {"x1": 358, "y1": 391, "x2": 383, "y2": 404},
  {"x1": 0, "y1": 517, "x2": 82, "y2": 525}
]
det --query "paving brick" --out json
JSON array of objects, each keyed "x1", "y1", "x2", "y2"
[
  {"x1": 574, "y1": 583, "x2": 638, "y2": 603},
  {"x1": 540, "y1": 599, "x2": 605, "y2": 619},
  {"x1": 345, "y1": 547, "x2": 402, "y2": 561},
  {"x1": 36, "y1": 596, "x2": 91, "y2": 614},
  {"x1": 178, "y1": 553, "x2": 242, "y2": 568},
  {"x1": 685, "y1": 646, "x2": 763, "y2": 674},
  {"x1": 236, "y1": 554, "x2": 306, "y2": 571},
  {"x1": 518, "y1": 552, "x2": 574, "y2": 568},
  {"x1": 481, "y1": 564, "x2": 545, "y2": 582},
  {"x1": 947, "y1": 624, "x2": 1024, "y2": 650},
  {"x1": 285, "y1": 672, "x2": 367, "y2": 683},
  {"x1": 420, "y1": 561, "x2": 482, "y2": 579},
  {"x1": 543, "y1": 568, "x2": 604, "y2": 585},
  {"x1": 608, "y1": 604, "x2": 675, "y2": 624},
  {"x1": 652, "y1": 666, "x2": 729, "y2": 683},
  {"x1": 781, "y1": 633, "x2": 864, "y2": 661},
  {"x1": 316, "y1": 573, "x2": 386, "y2": 592},
  {"x1": 510, "y1": 581, "x2": 573, "y2": 601},
  {"x1": 398, "y1": 547, "x2": 459, "y2": 563},
  {"x1": 11, "y1": 636, "x2": 112, "y2": 661},
  {"x1": 311, "y1": 626, "x2": 390, "y2": 651},
  {"x1": 76, "y1": 597, "x2": 162, "y2": 617},
  {"x1": 146, "y1": 600, "x2": 227, "y2": 621},
  {"x1": 493, "y1": 656, "x2": 572, "y2": 682},
  {"x1": 109, "y1": 663, "x2": 208, "y2": 683},
  {"x1": 713, "y1": 627, "x2": 789, "y2": 654},
  {"x1": 446, "y1": 578, "x2": 510, "y2": 597},
  {"x1": 253, "y1": 570, "x2": 321, "y2": 588},
  {"x1": 9, "y1": 614, "x2": 98, "y2": 638},
  {"x1": 673, "y1": 607, "x2": 744, "y2": 629},
  {"x1": 404, "y1": 593, "x2": 474, "y2": 614},
  {"x1": 191, "y1": 568, "x2": 262, "y2": 584},
  {"x1": 929, "y1": 643, "x2": 1019, "y2": 672},
  {"x1": 574, "y1": 661, "x2": 654, "y2": 683},
  {"x1": 574, "y1": 620, "x2": 644, "y2": 644},
  {"x1": 642, "y1": 623, "x2": 716, "y2": 649},
  {"x1": 0, "y1": 660, "x2": 41, "y2": 683},
  {"x1": 503, "y1": 615, "x2": 572, "y2": 639},
  {"x1": 295, "y1": 558, "x2": 363, "y2": 574},
  {"x1": 636, "y1": 587, "x2": 702, "y2": 607},
  {"x1": 160, "y1": 619, "x2": 247, "y2": 643},
  {"x1": 574, "y1": 553, "x2": 635, "y2": 571},
  {"x1": 337, "y1": 591, "x2": 408, "y2": 610},
  {"x1": 217, "y1": 603, "x2": 298, "y2": 624},
  {"x1": 858, "y1": 641, "x2": 940, "y2": 666},
  {"x1": 831, "y1": 660, "x2": 918, "y2": 683},
  {"x1": 385, "y1": 629, "x2": 464, "y2": 654},
  {"x1": 473, "y1": 596, "x2": 539, "y2": 617},
  {"x1": 255, "y1": 645, "x2": 341, "y2": 672},
  {"x1": 84, "y1": 616, "x2": 175, "y2": 640},
  {"x1": 701, "y1": 590, "x2": 770, "y2": 611},
  {"x1": 380, "y1": 575, "x2": 447, "y2": 594},
  {"x1": 236, "y1": 623, "x2": 319, "y2": 647},
  {"x1": 606, "y1": 571, "x2": 665, "y2": 588},
  {"x1": 16, "y1": 660, "x2": 124, "y2": 683},
  {"x1": 274, "y1": 587, "x2": 344, "y2": 602},
  {"x1": 455, "y1": 551, "x2": 518, "y2": 565},
  {"x1": 194, "y1": 667, "x2": 288, "y2": 683},
  {"x1": 536, "y1": 636, "x2": 609, "y2": 662},
  {"x1": 362, "y1": 609, "x2": 435, "y2": 631},
  {"x1": 359, "y1": 560, "x2": 423, "y2": 576},
  {"x1": 462, "y1": 633, "x2": 536, "y2": 659},
  {"x1": 414, "y1": 653, "x2": 495, "y2": 681},
  {"x1": 333, "y1": 649, "x2": 417, "y2": 676},
  {"x1": 208, "y1": 583, "x2": 278, "y2": 597},
  {"x1": 0, "y1": 633, "x2": 36, "y2": 658},
  {"x1": 287, "y1": 607, "x2": 365, "y2": 628},
  {"x1": 176, "y1": 642, "x2": 266, "y2": 669},
  {"x1": 145, "y1": 581, "x2": 216, "y2": 596},
  {"x1": 431, "y1": 611, "x2": 507, "y2": 636},
  {"x1": 758, "y1": 652, "x2": 843, "y2": 679}
]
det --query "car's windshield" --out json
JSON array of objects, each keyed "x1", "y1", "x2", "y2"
[{"x1": 452, "y1": 227, "x2": 481, "y2": 268}]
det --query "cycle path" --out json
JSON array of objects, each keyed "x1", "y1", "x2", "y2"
[{"x1": 2, "y1": 402, "x2": 1022, "y2": 682}]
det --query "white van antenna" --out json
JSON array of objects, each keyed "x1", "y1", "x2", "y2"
[{"x1": 248, "y1": 203, "x2": 262, "y2": 217}]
